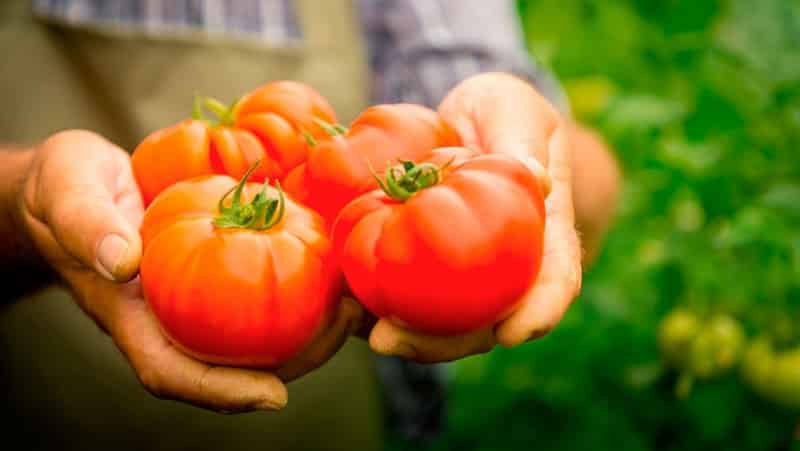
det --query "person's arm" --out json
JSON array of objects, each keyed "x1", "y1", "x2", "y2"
[{"x1": 0, "y1": 130, "x2": 361, "y2": 412}]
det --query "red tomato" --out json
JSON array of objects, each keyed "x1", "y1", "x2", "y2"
[
  {"x1": 132, "y1": 81, "x2": 336, "y2": 205},
  {"x1": 283, "y1": 104, "x2": 462, "y2": 223},
  {"x1": 139, "y1": 165, "x2": 341, "y2": 367},
  {"x1": 332, "y1": 148, "x2": 546, "y2": 335}
]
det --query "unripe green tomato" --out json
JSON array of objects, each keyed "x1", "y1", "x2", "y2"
[
  {"x1": 742, "y1": 337, "x2": 800, "y2": 409},
  {"x1": 658, "y1": 308, "x2": 700, "y2": 368},
  {"x1": 688, "y1": 314, "x2": 744, "y2": 379},
  {"x1": 689, "y1": 332, "x2": 717, "y2": 378},
  {"x1": 741, "y1": 337, "x2": 773, "y2": 390},
  {"x1": 769, "y1": 349, "x2": 800, "y2": 407}
]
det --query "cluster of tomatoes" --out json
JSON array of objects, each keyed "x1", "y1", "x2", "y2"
[
  {"x1": 132, "y1": 82, "x2": 546, "y2": 368},
  {"x1": 658, "y1": 308, "x2": 800, "y2": 408}
]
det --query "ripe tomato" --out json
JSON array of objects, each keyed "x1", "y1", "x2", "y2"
[
  {"x1": 132, "y1": 81, "x2": 336, "y2": 205},
  {"x1": 283, "y1": 104, "x2": 462, "y2": 223},
  {"x1": 332, "y1": 147, "x2": 546, "y2": 335},
  {"x1": 139, "y1": 165, "x2": 341, "y2": 368}
]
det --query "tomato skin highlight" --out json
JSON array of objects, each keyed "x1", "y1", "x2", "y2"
[
  {"x1": 332, "y1": 148, "x2": 546, "y2": 335},
  {"x1": 132, "y1": 81, "x2": 336, "y2": 206},
  {"x1": 139, "y1": 175, "x2": 341, "y2": 368},
  {"x1": 284, "y1": 104, "x2": 463, "y2": 223}
]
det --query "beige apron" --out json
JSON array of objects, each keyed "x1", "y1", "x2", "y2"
[{"x1": 0, "y1": 1, "x2": 382, "y2": 450}]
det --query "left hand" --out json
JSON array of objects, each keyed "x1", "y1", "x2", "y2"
[
  {"x1": 16, "y1": 130, "x2": 362, "y2": 412},
  {"x1": 367, "y1": 72, "x2": 583, "y2": 363}
]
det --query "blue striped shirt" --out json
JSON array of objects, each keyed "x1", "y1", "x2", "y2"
[{"x1": 32, "y1": 0, "x2": 568, "y2": 110}]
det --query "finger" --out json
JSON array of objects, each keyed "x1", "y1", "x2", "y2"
[
  {"x1": 495, "y1": 127, "x2": 582, "y2": 346},
  {"x1": 438, "y1": 72, "x2": 560, "y2": 166},
  {"x1": 26, "y1": 130, "x2": 144, "y2": 282},
  {"x1": 369, "y1": 319, "x2": 495, "y2": 364},
  {"x1": 112, "y1": 285, "x2": 288, "y2": 413},
  {"x1": 517, "y1": 154, "x2": 553, "y2": 197},
  {"x1": 275, "y1": 297, "x2": 364, "y2": 382}
]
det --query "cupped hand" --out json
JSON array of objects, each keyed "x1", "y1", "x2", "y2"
[
  {"x1": 367, "y1": 72, "x2": 583, "y2": 363},
  {"x1": 16, "y1": 130, "x2": 362, "y2": 412}
]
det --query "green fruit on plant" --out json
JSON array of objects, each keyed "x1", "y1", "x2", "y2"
[
  {"x1": 742, "y1": 337, "x2": 800, "y2": 409},
  {"x1": 688, "y1": 314, "x2": 745, "y2": 379},
  {"x1": 658, "y1": 308, "x2": 701, "y2": 368},
  {"x1": 659, "y1": 309, "x2": 744, "y2": 382}
]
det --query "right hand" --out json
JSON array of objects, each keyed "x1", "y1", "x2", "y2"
[{"x1": 15, "y1": 129, "x2": 362, "y2": 413}]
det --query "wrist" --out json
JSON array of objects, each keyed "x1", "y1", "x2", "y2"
[{"x1": 0, "y1": 147, "x2": 55, "y2": 296}]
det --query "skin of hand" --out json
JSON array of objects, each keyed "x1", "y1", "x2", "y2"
[
  {"x1": 9, "y1": 130, "x2": 364, "y2": 413},
  {"x1": 367, "y1": 72, "x2": 584, "y2": 363}
]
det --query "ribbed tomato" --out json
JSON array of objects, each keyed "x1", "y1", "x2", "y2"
[
  {"x1": 332, "y1": 147, "x2": 545, "y2": 335},
  {"x1": 139, "y1": 165, "x2": 341, "y2": 367},
  {"x1": 132, "y1": 81, "x2": 336, "y2": 205},
  {"x1": 283, "y1": 104, "x2": 462, "y2": 222}
]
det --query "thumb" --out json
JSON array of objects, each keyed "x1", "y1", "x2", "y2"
[
  {"x1": 30, "y1": 131, "x2": 144, "y2": 282},
  {"x1": 438, "y1": 72, "x2": 561, "y2": 168}
]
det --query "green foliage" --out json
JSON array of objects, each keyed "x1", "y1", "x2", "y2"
[{"x1": 393, "y1": 0, "x2": 800, "y2": 449}]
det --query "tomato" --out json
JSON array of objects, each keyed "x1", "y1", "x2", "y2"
[
  {"x1": 742, "y1": 337, "x2": 800, "y2": 408},
  {"x1": 132, "y1": 81, "x2": 336, "y2": 205},
  {"x1": 659, "y1": 309, "x2": 744, "y2": 382},
  {"x1": 658, "y1": 308, "x2": 700, "y2": 368},
  {"x1": 283, "y1": 104, "x2": 462, "y2": 222},
  {"x1": 688, "y1": 314, "x2": 744, "y2": 378},
  {"x1": 331, "y1": 147, "x2": 546, "y2": 335},
  {"x1": 139, "y1": 164, "x2": 341, "y2": 368}
]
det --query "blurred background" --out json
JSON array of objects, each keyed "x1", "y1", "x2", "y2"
[{"x1": 392, "y1": 0, "x2": 800, "y2": 449}]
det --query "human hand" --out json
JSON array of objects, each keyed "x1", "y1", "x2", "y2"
[
  {"x1": 15, "y1": 130, "x2": 362, "y2": 412},
  {"x1": 367, "y1": 72, "x2": 583, "y2": 363}
]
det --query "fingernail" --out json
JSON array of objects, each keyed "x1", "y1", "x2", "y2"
[
  {"x1": 518, "y1": 156, "x2": 552, "y2": 196},
  {"x1": 256, "y1": 391, "x2": 288, "y2": 410},
  {"x1": 527, "y1": 327, "x2": 550, "y2": 342},
  {"x1": 96, "y1": 234, "x2": 129, "y2": 280}
]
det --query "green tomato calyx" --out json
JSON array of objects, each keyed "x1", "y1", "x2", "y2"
[
  {"x1": 371, "y1": 158, "x2": 454, "y2": 202},
  {"x1": 213, "y1": 161, "x2": 285, "y2": 231},
  {"x1": 300, "y1": 118, "x2": 348, "y2": 148},
  {"x1": 192, "y1": 95, "x2": 240, "y2": 128}
]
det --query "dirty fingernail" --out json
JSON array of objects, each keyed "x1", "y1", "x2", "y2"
[{"x1": 96, "y1": 234, "x2": 129, "y2": 280}]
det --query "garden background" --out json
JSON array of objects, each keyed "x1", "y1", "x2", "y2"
[{"x1": 392, "y1": 0, "x2": 800, "y2": 449}]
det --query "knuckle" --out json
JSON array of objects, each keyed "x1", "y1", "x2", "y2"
[
  {"x1": 194, "y1": 366, "x2": 215, "y2": 399},
  {"x1": 41, "y1": 129, "x2": 102, "y2": 152}
]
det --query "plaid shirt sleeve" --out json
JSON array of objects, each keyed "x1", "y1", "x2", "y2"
[{"x1": 358, "y1": 0, "x2": 570, "y2": 113}]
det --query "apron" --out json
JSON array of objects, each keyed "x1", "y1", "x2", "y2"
[{"x1": 0, "y1": 1, "x2": 383, "y2": 450}]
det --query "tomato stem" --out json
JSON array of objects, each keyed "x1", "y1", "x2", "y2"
[
  {"x1": 370, "y1": 158, "x2": 454, "y2": 202},
  {"x1": 213, "y1": 161, "x2": 285, "y2": 230},
  {"x1": 302, "y1": 131, "x2": 317, "y2": 147},
  {"x1": 191, "y1": 95, "x2": 239, "y2": 127},
  {"x1": 312, "y1": 118, "x2": 349, "y2": 137}
]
